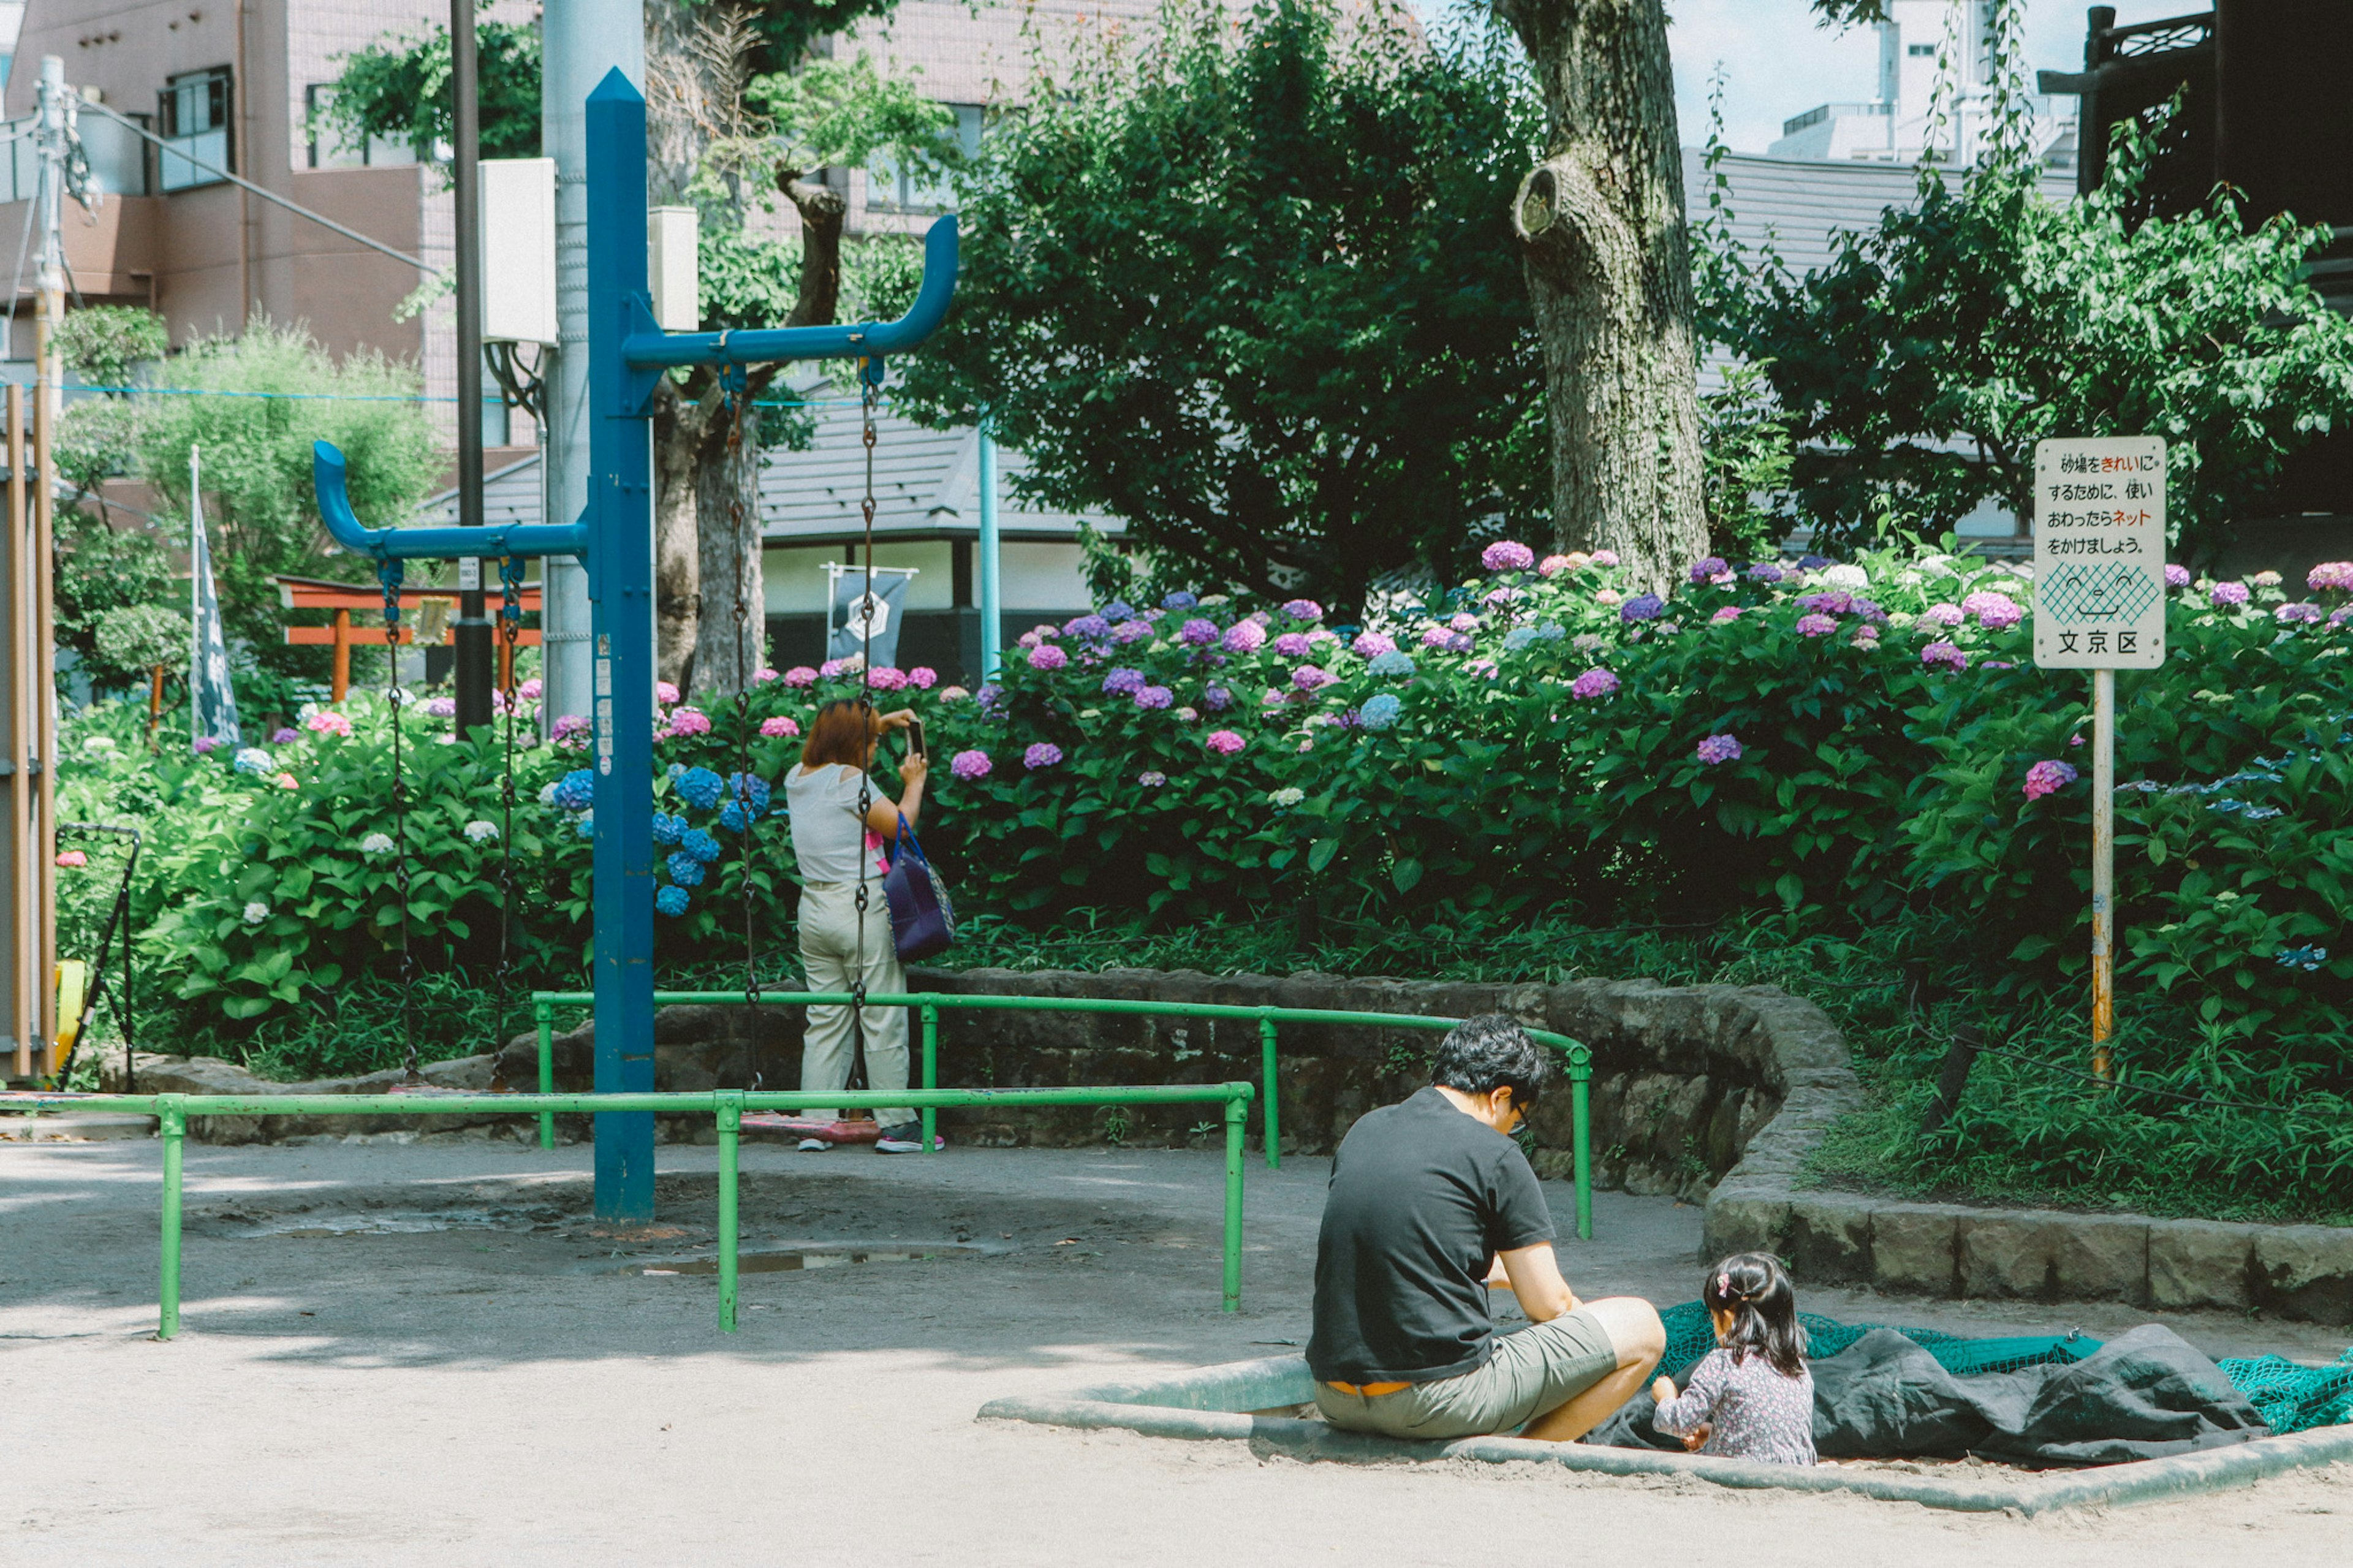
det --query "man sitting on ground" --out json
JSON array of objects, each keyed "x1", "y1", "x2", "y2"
[{"x1": 1307, "y1": 1014, "x2": 1665, "y2": 1442}]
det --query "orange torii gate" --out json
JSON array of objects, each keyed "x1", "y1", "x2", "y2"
[{"x1": 274, "y1": 574, "x2": 542, "y2": 702}]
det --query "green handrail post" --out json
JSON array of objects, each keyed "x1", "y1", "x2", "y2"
[
  {"x1": 919, "y1": 1002, "x2": 939, "y2": 1154},
  {"x1": 1258, "y1": 1013, "x2": 1279, "y2": 1170},
  {"x1": 715, "y1": 1090, "x2": 742, "y2": 1334},
  {"x1": 1570, "y1": 1049, "x2": 1593, "y2": 1242},
  {"x1": 534, "y1": 998, "x2": 555, "y2": 1150},
  {"x1": 157, "y1": 1095, "x2": 186, "y2": 1340},
  {"x1": 1222, "y1": 1089, "x2": 1246, "y2": 1313}
]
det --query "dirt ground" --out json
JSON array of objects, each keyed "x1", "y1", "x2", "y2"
[{"x1": 2, "y1": 1129, "x2": 2349, "y2": 1566}]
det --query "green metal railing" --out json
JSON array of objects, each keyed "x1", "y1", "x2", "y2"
[
  {"x1": 0, "y1": 1083, "x2": 1255, "y2": 1339},
  {"x1": 531, "y1": 990, "x2": 1594, "y2": 1233}
]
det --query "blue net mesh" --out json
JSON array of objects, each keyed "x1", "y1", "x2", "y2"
[{"x1": 1658, "y1": 1301, "x2": 2353, "y2": 1436}]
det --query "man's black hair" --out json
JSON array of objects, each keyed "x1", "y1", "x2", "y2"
[{"x1": 1429, "y1": 1013, "x2": 1547, "y2": 1111}]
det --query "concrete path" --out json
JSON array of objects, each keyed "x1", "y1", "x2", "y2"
[{"x1": 2, "y1": 1132, "x2": 2347, "y2": 1564}]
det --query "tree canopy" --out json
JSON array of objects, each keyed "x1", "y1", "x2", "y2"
[{"x1": 895, "y1": 0, "x2": 1549, "y2": 609}]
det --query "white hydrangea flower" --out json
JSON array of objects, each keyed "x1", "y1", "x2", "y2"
[
  {"x1": 1268, "y1": 787, "x2": 1306, "y2": 808},
  {"x1": 360, "y1": 832, "x2": 396, "y2": 857},
  {"x1": 1821, "y1": 562, "x2": 1871, "y2": 590},
  {"x1": 242, "y1": 901, "x2": 270, "y2": 926},
  {"x1": 84, "y1": 736, "x2": 118, "y2": 754},
  {"x1": 464, "y1": 820, "x2": 499, "y2": 842},
  {"x1": 537, "y1": 781, "x2": 559, "y2": 806}
]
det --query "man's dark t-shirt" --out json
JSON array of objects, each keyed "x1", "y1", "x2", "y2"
[{"x1": 1306, "y1": 1086, "x2": 1557, "y2": 1385}]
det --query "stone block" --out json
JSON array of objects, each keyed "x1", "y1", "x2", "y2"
[
  {"x1": 2052, "y1": 1214, "x2": 2149, "y2": 1304},
  {"x1": 2148, "y1": 1221, "x2": 2254, "y2": 1312},
  {"x1": 2253, "y1": 1225, "x2": 2353, "y2": 1327},
  {"x1": 1871, "y1": 1203, "x2": 1961, "y2": 1295},
  {"x1": 1703, "y1": 1189, "x2": 1790, "y2": 1257},
  {"x1": 1784, "y1": 1193, "x2": 1873, "y2": 1283},
  {"x1": 1958, "y1": 1212, "x2": 2068, "y2": 1299}
]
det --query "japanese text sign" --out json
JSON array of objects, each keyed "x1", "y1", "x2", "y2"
[{"x1": 2033, "y1": 437, "x2": 2167, "y2": 670}]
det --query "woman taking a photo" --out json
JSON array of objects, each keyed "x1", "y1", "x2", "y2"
[{"x1": 784, "y1": 699, "x2": 932, "y2": 1153}]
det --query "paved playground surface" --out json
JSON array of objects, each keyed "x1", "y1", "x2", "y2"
[{"x1": 2, "y1": 1131, "x2": 2348, "y2": 1564}]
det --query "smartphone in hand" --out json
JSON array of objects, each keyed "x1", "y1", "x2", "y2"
[{"x1": 907, "y1": 719, "x2": 926, "y2": 759}]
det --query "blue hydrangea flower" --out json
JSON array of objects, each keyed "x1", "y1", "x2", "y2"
[
  {"x1": 1101, "y1": 667, "x2": 1146, "y2": 697},
  {"x1": 233, "y1": 747, "x2": 273, "y2": 775},
  {"x1": 665, "y1": 852, "x2": 706, "y2": 888},
  {"x1": 1620, "y1": 593, "x2": 1665, "y2": 624},
  {"x1": 2276, "y1": 944, "x2": 2329, "y2": 972},
  {"x1": 725, "y1": 773, "x2": 771, "y2": 814},
  {"x1": 1502, "y1": 626, "x2": 1537, "y2": 651},
  {"x1": 1360, "y1": 692, "x2": 1404, "y2": 730},
  {"x1": 1099, "y1": 600, "x2": 1136, "y2": 623},
  {"x1": 666, "y1": 762, "x2": 684, "y2": 779},
  {"x1": 1063, "y1": 613, "x2": 1112, "y2": 640},
  {"x1": 574, "y1": 812, "x2": 594, "y2": 838},
  {"x1": 1368, "y1": 650, "x2": 1417, "y2": 678},
  {"x1": 551, "y1": 769, "x2": 596, "y2": 811},
  {"x1": 1161, "y1": 591, "x2": 1198, "y2": 610},
  {"x1": 676, "y1": 767, "x2": 725, "y2": 811},
  {"x1": 718, "y1": 802, "x2": 749, "y2": 833},
  {"x1": 651, "y1": 812, "x2": 684, "y2": 846},
  {"x1": 655, "y1": 885, "x2": 691, "y2": 917},
  {"x1": 681, "y1": 828, "x2": 721, "y2": 864}
]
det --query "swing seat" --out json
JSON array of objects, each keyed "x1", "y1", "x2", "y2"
[{"x1": 741, "y1": 1113, "x2": 882, "y2": 1142}]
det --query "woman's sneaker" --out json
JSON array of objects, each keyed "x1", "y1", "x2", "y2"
[
  {"x1": 797, "y1": 1137, "x2": 832, "y2": 1152},
  {"x1": 874, "y1": 1123, "x2": 942, "y2": 1154}
]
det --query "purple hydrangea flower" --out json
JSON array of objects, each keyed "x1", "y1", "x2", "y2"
[
  {"x1": 1746, "y1": 562, "x2": 1784, "y2": 584},
  {"x1": 1272, "y1": 631, "x2": 1313, "y2": 658},
  {"x1": 1710, "y1": 606, "x2": 1743, "y2": 624},
  {"x1": 423, "y1": 696, "x2": 457, "y2": 718},
  {"x1": 1112, "y1": 619, "x2": 1153, "y2": 645},
  {"x1": 950, "y1": 749, "x2": 992, "y2": 781},
  {"x1": 1203, "y1": 684, "x2": 1232, "y2": 711},
  {"x1": 1138, "y1": 770, "x2": 1167, "y2": 788},
  {"x1": 1919, "y1": 603, "x2": 1965, "y2": 627},
  {"x1": 1796, "y1": 591, "x2": 1855, "y2": 616},
  {"x1": 1022, "y1": 742, "x2": 1063, "y2": 770},
  {"x1": 1795, "y1": 614, "x2": 1838, "y2": 638},
  {"x1": 1028, "y1": 643, "x2": 1069, "y2": 671},
  {"x1": 1292, "y1": 665, "x2": 1336, "y2": 692},
  {"x1": 1064, "y1": 613, "x2": 1111, "y2": 640},
  {"x1": 270, "y1": 727, "x2": 298, "y2": 744},
  {"x1": 2023, "y1": 759, "x2": 2079, "y2": 801},
  {"x1": 1961, "y1": 590, "x2": 2024, "y2": 629},
  {"x1": 1102, "y1": 667, "x2": 1146, "y2": 696},
  {"x1": 1351, "y1": 631, "x2": 1396, "y2": 659},
  {"x1": 551, "y1": 714, "x2": 591, "y2": 742},
  {"x1": 1280, "y1": 598, "x2": 1324, "y2": 621},
  {"x1": 1482, "y1": 586, "x2": 1523, "y2": 608},
  {"x1": 1797, "y1": 554, "x2": 1830, "y2": 570},
  {"x1": 1619, "y1": 593, "x2": 1665, "y2": 624},
  {"x1": 1179, "y1": 618, "x2": 1219, "y2": 646},
  {"x1": 2211, "y1": 580, "x2": 2251, "y2": 608},
  {"x1": 2309, "y1": 561, "x2": 2353, "y2": 593},
  {"x1": 1448, "y1": 612, "x2": 1480, "y2": 633},
  {"x1": 1135, "y1": 684, "x2": 1175, "y2": 709},
  {"x1": 1921, "y1": 640, "x2": 1969, "y2": 671},
  {"x1": 1689, "y1": 556, "x2": 1729, "y2": 583},
  {"x1": 2276, "y1": 601, "x2": 2324, "y2": 624},
  {"x1": 1569, "y1": 668, "x2": 1619, "y2": 700},
  {"x1": 2165, "y1": 564, "x2": 2192, "y2": 589},
  {"x1": 1223, "y1": 620, "x2": 1267, "y2": 654},
  {"x1": 1695, "y1": 733, "x2": 1743, "y2": 766},
  {"x1": 1419, "y1": 623, "x2": 1456, "y2": 650},
  {"x1": 1480, "y1": 540, "x2": 1536, "y2": 572},
  {"x1": 1205, "y1": 729, "x2": 1245, "y2": 756}
]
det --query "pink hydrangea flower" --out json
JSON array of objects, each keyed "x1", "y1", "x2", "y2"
[
  {"x1": 939, "y1": 685, "x2": 971, "y2": 701},
  {"x1": 1569, "y1": 668, "x2": 1619, "y2": 700},
  {"x1": 1273, "y1": 632, "x2": 1313, "y2": 658},
  {"x1": 1205, "y1": 729, "x2": 1245, "y2": 755},
  {"x1": 519, "y1": 678, "x2": 544, "y2": 700},
  {"x1": 1466, "y1": 658, "x2": 1499, "y2": 680},
  {"x1": 783, "y1": 666, "x2": 817, "y2": 687},
  {"x1": 1710, "y1": 606, "x2": 1743, "y2": 624},
  {"x1": 1022, "y1": 742, "x2": 1062, "y2": 770},
  {"x1": 656, "y1": 681, "x2": 680, "y2": 705},
  {"x1": 2023, "y1": 759, "x2": 2079, "y2": 800},
  {"x1": 1538, "y1": 554, "x2": 1573, "y2": 577},
  {"x1": 275, "y1": 773, "x2": 299, "y2": 790},
  {"x1": 1695, "y1": 733, "x2": 1742, "y2": 766},
  {"x1": 667, "y1": 707, "x2": 712, "y2": 737},
  {"x1": 951, "y1": 749, "x2": 992, "y2": 781},
  {"x1": 1481, "y1": 540, "x2": 1535, "y2": 572},
  {"x1": 865, "y1": 666, "x2": 907, "y2": 691},
  {"x1": 1112, "y1": 619, "x2": 1153, "y2": 645},
  {"x1": 1960, "y1": 590, "x2": 2023, "y2": 629},
  {"x1": 1921, "y1": 641, "x2": 1968, "y2": 671},
  {"x1": 2164, "y1": 564, "x2": 2192, "y2": 589},
  {"x1": 2307, "y1": 561, "x2": 2353, "y2": 593},
  {"x1": 1223, "y1": 620, "x2": 1268, "y2": 654},
  {"x1": 1590, "y1": 550, "x2": 1620, "y2": 567},
  {"x1": 1796, "y1": 614, "x2": 1837, "y2": 638},
  {"x1": 1448, "y1": 613, "x2": 1480, "y2": 633},
  {"x1": 1919, "y1": 603, "x2": 1965, "y2": 627},
  {"x1": 1262, "y1": 689, "x2": 1287, "y2": 707},
  {"x1": 56, "y1": 849, "x2": 86, "y2": 868},
  {"x1": 1292, "y1": 665, "x2": 1336, "y2": 692},
  {"x1": 306, "y1": 710, "x2": 354, "y2": 738},
  {"x1": 1594, "y1": 589, "x2": 1622, "y2": 607},
  {"x1": 1028, "y1": 643, "x2": 1069, "y2": 671},
  {"x1": 1419, "y1": 624, "x2": 1455, "y2": 649},
  {"x1": 759, "y1": 715, "x2": 800, "y2": 738},
  {"x1": 2211, "y1": 580, "x2": 2250, "y2": 608},
  {"x1": 1351, "y1": 631, "x2": 1396, "y2": 659},
  {"x1": 754, "y1": 667, "x2": 779, "y2": 684},
  {"x1": 551, "y1": 714, "x2": 591, "y2": 741},
  {"x1": 2252, "y1": 570, "x2": 2283, "y2": 588},
  {"x1": 1483, "y1": 586, "x2": 1523, "y2": 608},
  {"x1": 908, "y1": 667, "x2": 938, "y2": 689}
]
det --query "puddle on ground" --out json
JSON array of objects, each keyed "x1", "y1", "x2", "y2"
[{"x1": 634, "y1": 1241, "x2": 996, "y2": 1277}]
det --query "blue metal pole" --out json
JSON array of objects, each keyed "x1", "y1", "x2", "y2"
[
  {"x1": 585, "y1": 70, "x2": 657, "y2": 1222},
  {"x1": 977, "y1": 419, "x2": 1001, "y2": 680}
]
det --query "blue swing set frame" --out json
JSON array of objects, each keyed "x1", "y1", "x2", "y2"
[{"x1": 311, "y1": 70, "x2": 960, "y2": 1219}]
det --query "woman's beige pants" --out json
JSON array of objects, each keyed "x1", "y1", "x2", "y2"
[{"x1": 794, "y1": 880, "x2": 912, "y2": 1126}]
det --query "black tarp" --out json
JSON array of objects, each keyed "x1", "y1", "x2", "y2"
[{"x1": 1591, "y1": 1325, "x2": 2273, "y2": 1466}]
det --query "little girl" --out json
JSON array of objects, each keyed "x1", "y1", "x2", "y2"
[{"x1": 1648, "y1": 1252, "x2": 1816, "y2": 1465}]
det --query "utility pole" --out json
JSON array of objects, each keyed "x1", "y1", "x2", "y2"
[
  {"x1": 538, "y1": 0, "x2": 642, "y2": 735},
  {"x1": 450, "y1": 0, "x2": 492, "y2": 737},
  {"x1": 28, "y1": 58, "x2": 64, "y2": 1076}
]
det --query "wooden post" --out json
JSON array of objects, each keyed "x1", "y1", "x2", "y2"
[
  {"x1": 146, "y1": 664, "x2": 164, "y2": 743},
  {"x1": 331, "y1": 608, "x2": 352, "y2": 703},
  {"x1": 6, "y1": 384, "x2": 24, "y2": 1081},
  {"x1": 34, "y1": 266, "x2": 57, "y2": 1078}
]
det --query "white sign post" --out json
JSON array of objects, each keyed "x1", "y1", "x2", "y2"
[{"x1": 2032, "y1": 436, "x2": 2167, "y2": 1078}]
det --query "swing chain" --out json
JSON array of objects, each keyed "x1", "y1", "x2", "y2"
[
  {"x1": 378, "y1": 559, "x2": 418, "y2": 1080},
  {"x1": 849, "y1": 362, "x2": 880, "y2": 1088},
  {"x1": 723, "y1": 378, "x2": 762, "y2": 1010},
  {"x1": 491, "y1": 555, "x2": 525, "y2": 1056}
]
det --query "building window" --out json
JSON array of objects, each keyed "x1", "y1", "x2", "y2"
[
  {"x1": 1907, "y1": 42, "x2": 1936, "y2": 56},
  {"x1": 865, "y1": 104, "x2": 983, "y2": 213},
  {"x1": 159, "y1": 66, "x2": 231, "y2": 191},
  {"x1": 303, "y1": 83, "x2": 419, "y2": 170}
]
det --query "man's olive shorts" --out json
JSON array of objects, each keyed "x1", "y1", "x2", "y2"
[{"x1": 1313, "y1": 1307, "x2": 1621, "y2": 1441}]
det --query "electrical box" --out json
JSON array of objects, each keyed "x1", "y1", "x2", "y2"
[
  {"x1": 480, "y1": 157, "x2": 557, "y2": 344},
  {"x1": 647, "y1": 206, "x2": 700, "y2": 333}
]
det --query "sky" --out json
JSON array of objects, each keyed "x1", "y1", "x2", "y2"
[{"x1": 1410, "y1": 1, "x2": 2204, "y2": 154}]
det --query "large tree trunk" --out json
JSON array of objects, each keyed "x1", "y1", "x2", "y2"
[
  {"x1": 1499, "y1": 0, "x2": 1707, "y2": 590},
  {"x1": 691, "y1": 415, "x2": 765, "y2": 693}
]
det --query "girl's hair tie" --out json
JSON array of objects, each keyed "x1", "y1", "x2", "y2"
[{"x1": 1718, "y1": 1271, "x2": 1732, "y2": 1298}]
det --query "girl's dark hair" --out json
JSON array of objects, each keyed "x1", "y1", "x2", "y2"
[
  {"x1": 800, "y1": 699, "x2": 881, "y2": 770},
  {"x1": 1703, "y1": 1252, "x2": 1806, "y2": 1379}
]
